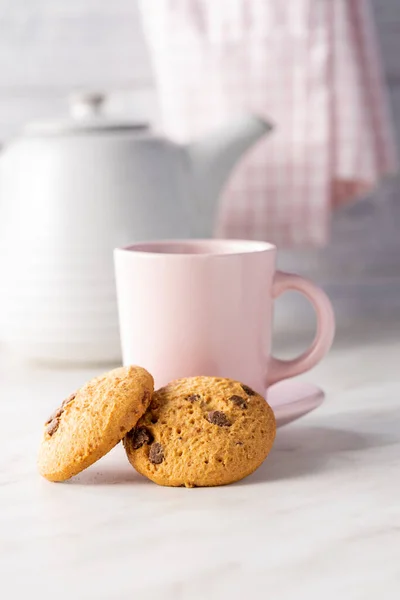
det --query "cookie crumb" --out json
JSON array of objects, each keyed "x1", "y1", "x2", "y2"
[
  {"x1": 129, "y1": 427, "x2": 153, "y2": 450},
  {"x1": 149, "y1": 442, "x2": 164, "y2": 464},
  {"x1": 206, "y1": 410, "x2": 231, "y2": 427},
  {"x1": 46, "y1": 419, "x2": 60, "y2": 436},
  {"x1": 229, "y1": 395, "x2": 248, "y2": 409},
  {"x1": 241, "y1": 384, "x2": 256, "y2": 396}
]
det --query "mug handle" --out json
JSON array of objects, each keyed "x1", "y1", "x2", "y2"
[{"x1": 268, "y1": 271, "x2": 335, "y2": 386}]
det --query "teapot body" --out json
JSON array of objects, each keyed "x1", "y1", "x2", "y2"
[{"x1": 0, "y1": 131, "x2": 195, "y2": 364}]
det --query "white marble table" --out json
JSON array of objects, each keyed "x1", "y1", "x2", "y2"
[{"x1": 1, "y1": 318, "x2": 400, "y2": 599}]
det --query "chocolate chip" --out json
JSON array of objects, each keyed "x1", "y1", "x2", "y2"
[
  {"x1": 206, "y1": 410, "x2": 231, "y2": 427},
  {"x1": 149, "y1": 442, "x2": 164, "y2": 464},
  {"x1": 61, "y1": 393, "x2": 76, "y2": 408},
  {"x1": 235, "y1": 441, "x2": 244, "y2": 446},
  {"x1": 46, "y1": 419, "x2": 59, "y2": 436},
  {"x1": 186, "y1": 394, "x2": 200, "y2": 403},
  {"x1": 241, "y1": 384, "x2": 256, "y2": 396},
  {"x1": 45, "y1": 406, "x2": 63, "y2": 425},
  {"x1": 45, "y1": 391, "x2": 77, "y2": 425},
  {"x1": 128, "y1": 427, "x2": 153, "y2": 450},
  {"x1": 229, "y1": 395, "x2": 248, "y2": 409}
]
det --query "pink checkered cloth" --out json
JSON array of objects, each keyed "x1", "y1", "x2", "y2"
[{"x1": 139, "y1": 0, "x2": 397, "y2": 247}]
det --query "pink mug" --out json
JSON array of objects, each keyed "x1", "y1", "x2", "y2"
[{"x1": 114, "y1": 240, "x2": 335, "y2": 394}]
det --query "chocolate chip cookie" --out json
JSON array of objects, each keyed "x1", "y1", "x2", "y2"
[
  {"x1": 38, "y1": 366, "x2": 154, "y2": 482},
  {"x1": 124, "y1": 376, "x2": 276, "y2": 487}
]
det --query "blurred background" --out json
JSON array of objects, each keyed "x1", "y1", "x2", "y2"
[{"x1": 0, "y1": 0, "x2": 398, "y2": 363}]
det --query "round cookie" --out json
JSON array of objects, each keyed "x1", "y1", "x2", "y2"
[
  {"x1": 38, "y1": 366, "x2": 154, "y2": 482},
  {"x1": 124, "y1": 376, "x2": 276, "y2": 487}
]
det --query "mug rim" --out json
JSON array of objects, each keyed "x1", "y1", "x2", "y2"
[{"x1": 115, "y1": 239, "x2": 276, "y2": 257}]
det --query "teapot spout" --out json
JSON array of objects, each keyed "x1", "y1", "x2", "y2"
[{"x1": 186, "y1": 114, "x2": 273, "y2": 235}]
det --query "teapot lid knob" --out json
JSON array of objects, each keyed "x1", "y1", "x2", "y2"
[
  {"x1": 69, "y1": 91, "x2": 106, "y2": 119},
  {"x1": 22, "y1": 90, "x2": 150, "y2": 136}
]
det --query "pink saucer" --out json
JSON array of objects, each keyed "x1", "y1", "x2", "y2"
[{"x1": 267, "y1": 380, "x2": 324, "y2": 428}]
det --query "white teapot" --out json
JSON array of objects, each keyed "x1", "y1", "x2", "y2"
[{"x1": 0, "y1": 93, "x2": 272, "y2": 365}]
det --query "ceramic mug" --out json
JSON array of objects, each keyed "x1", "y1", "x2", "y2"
[{"x1": 114, "y1": 240, "x2": 335, "y2": 393}]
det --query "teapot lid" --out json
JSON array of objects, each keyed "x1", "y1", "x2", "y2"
[{"x1": 24, "y1": 92, "x2": 149, "y2": 136}]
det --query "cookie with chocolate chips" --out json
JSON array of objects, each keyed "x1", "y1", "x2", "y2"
[
  {"x1": 38, "y1": 366, "x2": 153, "y2": 482},
  {"x1": 124, "y1": 376, "x2": 276, "y2": 488}
]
